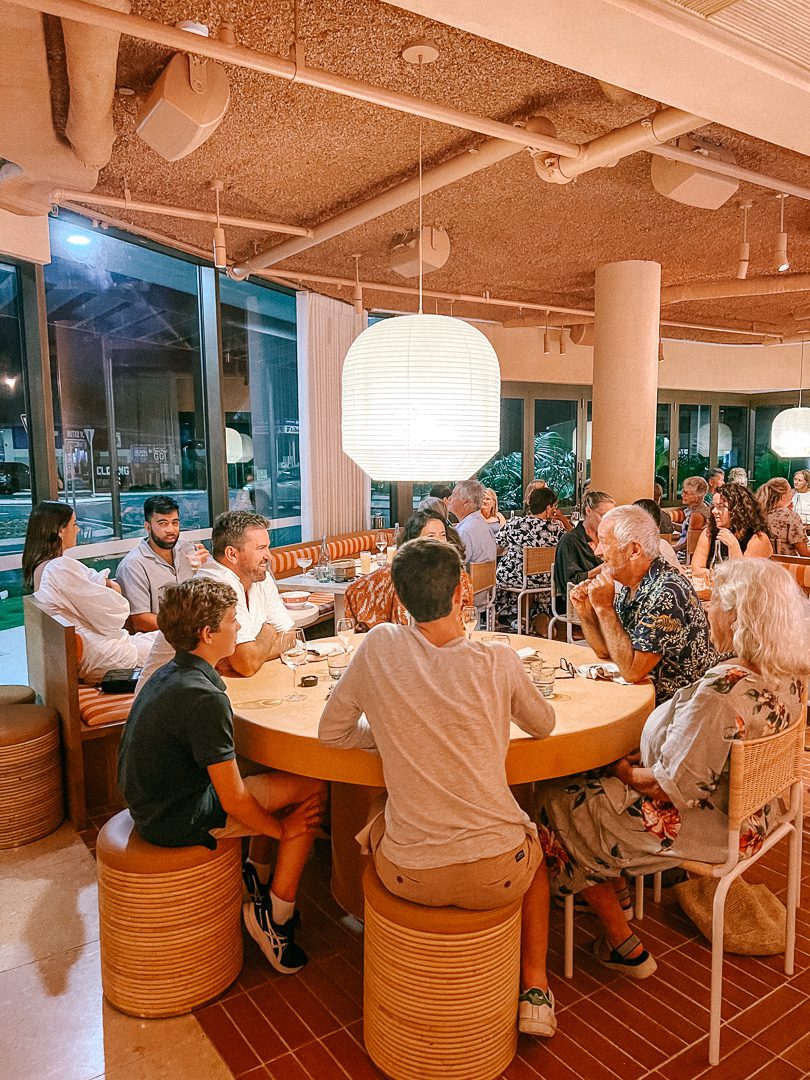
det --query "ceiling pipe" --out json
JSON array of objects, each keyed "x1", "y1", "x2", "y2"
[
  {"x1": 50, "y1": 188, "x2": 313, "y2": 236},
  {"x1": 229, "y1": 124, "x2": 546, "y2": 278},
  {"x1": 648, "y1": 142, "x2": 810, "y2": 203},
  {"x1": 6, "y1": 0, "x2": 579, "y2": 157},
  {"x1": 662, "y1": 274, "x2": 810, "y2": 305}
]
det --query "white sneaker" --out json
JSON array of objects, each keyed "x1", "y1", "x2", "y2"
[{"x1": 518, "y1": 986, "x2": 557, "y2": 1038}]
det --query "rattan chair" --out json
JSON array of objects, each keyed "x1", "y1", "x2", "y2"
[
  {"x1": 469, "y1": 559, "x2": 496, "y2": 631},
  {"x1": 496, "y1": 546, "x2": 556, "y2": 635},
  {"x1": 548, "y1": 579, "x2": 587, "y2": 645}
]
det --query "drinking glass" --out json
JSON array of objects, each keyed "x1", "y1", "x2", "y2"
[
  {"x1": 327, "y1": 648, "x2": 351, "y2": 680},
  {"x1": 336, "y1": 617, "x2": 356, "y2": 651},
  {"x1": 180, "y1": 538, "x2": 206, "y2": 571},
  {"x1": 530, "y1": 661, "x2": 556, "y2": 698},
  {"x1": 375, "y1": 531, "x2": 387, "y2": 568},
  {"x1": 280, "y1": 628, "x2": 308, "y2": 702},
  {"x1": 461, "y1": 605, "x2": 478, "y2": 638},
  {"x1": 570, "y1": 509, "x2": 581, "y2": 525},
  {"x1": 296, "y1": 554, "x2": 313, "y2": 575}
]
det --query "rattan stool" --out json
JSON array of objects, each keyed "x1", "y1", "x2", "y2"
[
  {"x1": 363, "y1": 862, "x2": 523, "y2": 1080},
  {"x1": 0, "y1": 685, "x2": 36, "y2": 706},
  {"x1": 0, "y1": 704, "x2": 63, "y2": 848},
  {"x1": 97, "y1": 810, "x2": 243, "y2": 1018}
]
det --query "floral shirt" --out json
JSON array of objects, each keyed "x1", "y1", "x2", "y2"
[
  {"x1": 615, "y1": 557, "x2": 717, "y2": 702},
  {"x1": 344, "y1": 565, "x2": 474, "y2": 631},
  {"x1": 495, "y1": 515, "x2": 564, "y2": 591},
  {"x1": 766, "y1": 507, "x2": 806, "y2": 555}
]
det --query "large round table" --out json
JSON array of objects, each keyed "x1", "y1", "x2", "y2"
[{"x1": 226, "y1": 633, "x2": 655, "y2": 918}]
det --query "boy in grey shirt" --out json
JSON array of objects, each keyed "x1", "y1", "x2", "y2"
[{"x1": 319, "y1": 538, "x2": 558, "y2": 1038}]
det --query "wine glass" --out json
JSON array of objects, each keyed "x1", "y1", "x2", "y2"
[
  {"x1": 337, "y1": 617, "x2": 356, "y2": 651},
  {"x1": 280, "y1": 628, "x2": 308, "y2": 702},
  {"x1": 375, "y1": 530, "x2": 387, "y2": 567},
  {"x1": 570, "y1": 509, "x2": 581, "y2": 525},
  {"x1": 461, "y1": 605, "x2": 478, "y2": 638},
  {"x1": 296, "y1": 554, "x2": 313, "y2": 576}
]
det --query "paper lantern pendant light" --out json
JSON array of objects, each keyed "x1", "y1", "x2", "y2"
[
  {"x1": 771, "y1": 408, "x2": 810, "y2": 458},
  {"x1": 342, "y1": 314, "x2": 501, "y2": 480}
]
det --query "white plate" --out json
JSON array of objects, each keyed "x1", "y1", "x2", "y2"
[
  {"x1": 288, "y1": 602, "x2": 318, "y2": 616},
  {"x1": 577, "y1": 662, "x2": 620, "y2": 678}
]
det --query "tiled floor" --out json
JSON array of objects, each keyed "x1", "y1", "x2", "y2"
[{"x1": 3, "y1": 765, "x2": 810, "y2": 1080}]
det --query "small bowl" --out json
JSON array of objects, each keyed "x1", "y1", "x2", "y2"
[{"x1": 282, "y1": 591, "x2": 310, "y2": 609}]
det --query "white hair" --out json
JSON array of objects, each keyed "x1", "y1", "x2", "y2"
[
  {"x1": 682, "y1": 475, "x2": 708, "y2": 497},
  {"x1": 452, "y1": 479, "x2": 485, "y2": 510},
  {"x1": 712, "y1": 559, "x2": 810, "y2": 680},
  {"x1": 601, "y1": 505, "x2": 660, "y2": 559}
]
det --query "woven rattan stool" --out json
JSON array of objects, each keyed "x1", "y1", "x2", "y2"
[
  {"x1": 363, "y1": 862, "x2": 523, "y2": 1080},
  {"x1": 0, "y1": 704, "x2": 63, "y2": 848},
  {"x1": 0, "y1": 685, "x2": 36, "y2": 706},
  {"x1": 97, "y1": 810, "x2": 243, "y2": 1018}
]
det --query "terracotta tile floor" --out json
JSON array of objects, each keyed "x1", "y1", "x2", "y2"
[{"x1": 75, "y1": 763, "x2": 810, "y2": 1080}]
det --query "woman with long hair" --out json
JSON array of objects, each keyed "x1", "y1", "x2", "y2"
[
  {"x1": 691, "y1": 483, "x2": 772, "y2": 569},
  {"x1": 481, "y1": 488, "x2": 507, "y2": 533},
  {"x1": 792, "y1": 469, "x2": 810, "y2": 524},
  {"x1": 757, "y1": 477, "x2": 810, "y2": 557},
  {"x1": 24, "y1": 500, "x2": 158, "y2": 682}
]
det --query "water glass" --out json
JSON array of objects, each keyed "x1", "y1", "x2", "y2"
[
  {"x1": 180, "y1": 539, "x2": 207, "y2": 571},
  {"x1": 327, "y1": 648, "x2": 351, "y2": 680},
  {"x1": 337, "y1": 617, "x2": 356, "y2": 651},
  {"x1": 530, "y1": 661, "x2": 556, "y2": 698},
  {"x1": 360, "y1": 551, "x2": 372, "y2": 574},
  {"x1": 461, "y1": 605, "x2": 478, "y2": 638}
]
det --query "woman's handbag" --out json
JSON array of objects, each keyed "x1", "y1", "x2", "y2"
[{"x1": 673, "y1": 875, "x2": 786, "y2": 955}]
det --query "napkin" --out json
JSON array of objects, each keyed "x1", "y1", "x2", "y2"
[
  {"x1": 306, "y1": 642, "x2": 341, "y2": 660},
  {"x1": 516, "y1": 647, "x2": 538, "y2": 661}
]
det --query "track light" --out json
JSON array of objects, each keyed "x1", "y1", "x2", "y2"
[
  {"x1": 658, "y1": 339, "x2": 665, "y2": 364},
  {"x1": 352, "y1": 255, "x2": 363, "y2": 316},
  {"x1": 736, "y1": 200, "x2": 751, "y2": 280},
  {"x1": 211, "y1": 180, "x2": 226, "y2": 269},
  {"x1": 543, "y1": 311, "x2": 550, "y2": 355},
  {"x1": 775, "y1": 194, "x2": 790, "y2": 273},
  {"x1": 559, "y1": 330, "x2": 567, "y2": 355}
]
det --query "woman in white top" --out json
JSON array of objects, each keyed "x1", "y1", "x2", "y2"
[
  {"x1": 792, "y1": 470, "x2": 810, "y2": 525},
  {"x1": 23, "y1": 501, "x2": 158, "y2": 683}
]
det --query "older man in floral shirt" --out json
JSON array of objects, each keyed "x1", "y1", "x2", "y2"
[{"x1": 570, "y1": 505, "x2": 717, "y2": 703}]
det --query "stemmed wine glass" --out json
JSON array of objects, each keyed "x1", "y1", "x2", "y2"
[
  {"x1": 296, "y1": 554, "x2": 313, "y2": 576},
  {"x1": 375, "y1": 531, "x2": 387, "y2": 567},
  {"x1": 280, "y1": 628, "x2": 308, "y2": 702},
  {"x1": 461, "y1": 605, "x2": 478, "y2": 638},
  {"x1": 337, "y1": 617, "x2": 356, "y2": 651},
  {"x1": 570, "y1": 509, "x2": 581, "y2": 525}
]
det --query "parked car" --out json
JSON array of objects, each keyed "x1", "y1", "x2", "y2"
[{"x1": 0, "y1": 462, "x2": 31, "y2": 495}]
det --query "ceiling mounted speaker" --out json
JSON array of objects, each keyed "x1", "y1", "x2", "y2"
[
  {"x1": 390, "y1": 226, "x2": 451, "y2": 278},
  {"x1": 136, "y1": 53, "x2": 229, "y2": 161},
  {"x1": 651, "y1": 136, "x2": 739, "y2": 209}
]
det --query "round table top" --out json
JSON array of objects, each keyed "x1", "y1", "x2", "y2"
[{"x1": 227, "y1": 633, "x2": 656, "y2": 787}]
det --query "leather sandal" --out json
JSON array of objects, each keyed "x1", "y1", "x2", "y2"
[{"x1": 592, "y1": 933, "x2": 657, "y2": 979}]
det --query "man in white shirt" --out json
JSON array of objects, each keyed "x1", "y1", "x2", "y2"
[
  {"x1": 319, "y1": 537, "x2": 558, "y2": 1039},
  {"x1": 448, "y1": 479, "x2": 497, "y2": 566},
  {"x1": 136, "y1": 511, "x2": 294, "y2": 689}
]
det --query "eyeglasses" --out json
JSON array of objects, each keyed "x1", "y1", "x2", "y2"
[{"x1": 557, "y1": 657, "x2": 577, "y2": 679}]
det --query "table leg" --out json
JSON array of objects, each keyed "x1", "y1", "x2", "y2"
[
  {"x1": 334, "y1": 593, "x2": 346, "y2": 622},
  {"x1": 330, "y1": 781, "x2": 386, "y2": 920}
]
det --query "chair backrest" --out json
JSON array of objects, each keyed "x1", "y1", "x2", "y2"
[
  {"x1": 727, "y1": 716, "x2": 805, "y2": 830},
  {"x1": 523, "y1": 546, "x2": 555, "y2": 577},
  {"x1": 772, "y1": 556, "x2": 810, "y2": 597},
  {"x1": 565, "y1": 581, "x2": 582, "y2": 627},
  {"x1": 469, "y1": 560, "x2": 496, "y2": 593},
  {"x1": 686, "y1": 526, "x2": 703, "y2": 561}
]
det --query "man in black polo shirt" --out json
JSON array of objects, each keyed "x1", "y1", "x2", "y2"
[{"x1": 118, "y1": 578, "x2": 326, "y2": 974}]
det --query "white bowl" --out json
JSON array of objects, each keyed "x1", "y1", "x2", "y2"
[{"x1": 282, "y1": 591, "x2": 310, "y2": 609}]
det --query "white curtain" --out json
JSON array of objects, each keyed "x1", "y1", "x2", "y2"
[{"x1": 296, "y1": 291, "x2": 370, "y2": 539}]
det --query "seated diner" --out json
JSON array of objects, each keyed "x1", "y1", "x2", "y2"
[
  {"x1": 691, "y1": 482, "x2": 773, "y2": 569},
  {"x1": 757, "y1": 477, "x2": 810, "y2": 556},
  {"x1": 495, "y1": 486, "x2": 566, "y2": 630},
  {"x1": 552, "y1": 489, "x2": 615, "y2": 613}
]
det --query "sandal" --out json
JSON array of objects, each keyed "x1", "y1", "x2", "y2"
[
  {"x1": 592, "y1": 933, "x2": 657, "y2": 979},
  {"x1": 553, "y1": 887, "x2": 633, "y2": 921}
]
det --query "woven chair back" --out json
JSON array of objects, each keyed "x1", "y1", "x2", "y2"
[
  {"x1": 727, "y1": 717, "x2": 804, "y2": 829},
  {"x1": 524, "y1": 546, "x2": 556, "y2": 576}
]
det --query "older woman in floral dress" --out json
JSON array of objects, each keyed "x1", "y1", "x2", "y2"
[
  {"x1": 495, "y1": 486, "x2": 566, "y2": 629},
  {"x1": 536, "y1": 558, "x2": 810, "y2": 978}
]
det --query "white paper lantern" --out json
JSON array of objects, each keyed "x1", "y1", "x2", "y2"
[
  {"x1": 225, "y1": 427, "x2": 243, "y2": 464},
  {"x1": 697, "y1": 422, "x2": 732, "y2": 458},
  {"x1": 342, "y1": 314, "x2": 501, "y2": 480},
  {"x1": 240, "y1": 433, "x2": 254, "y2": 463},
  {"x1": 771, "y1": 408, "x2": 810, "y2": 458}
]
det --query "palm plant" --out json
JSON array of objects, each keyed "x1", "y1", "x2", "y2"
[{"x1": 478, "y1": 431, "x2": 577, "y2": 508}]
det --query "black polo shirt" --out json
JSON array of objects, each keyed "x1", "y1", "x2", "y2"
[
  {"x1": 552, "y1": 522, "x2": 601, "y2": 613},
  {"x1": 117, "y1": 651, "x2": 234, "y2": 849}
]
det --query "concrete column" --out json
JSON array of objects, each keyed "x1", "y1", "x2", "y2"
[{"x1": 590, "y1": 260, "x2": 661, "y2": 505}]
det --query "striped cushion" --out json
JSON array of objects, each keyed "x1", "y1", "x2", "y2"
[
  {"x1": 668, "y1": 508, "x2": 686, "y2": 525},
  {"x1": 270, "y1": 532, "x2": 381, "y2": 579},
  {"x1": 78, "y1": 685, "x2": 134, "y2": 729},
  {"x1": 780, "y1": 561, "x2": 810, "y2": 595}
]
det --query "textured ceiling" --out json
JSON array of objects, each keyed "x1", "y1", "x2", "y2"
[{"x1": 44, "y1": 0, "x2": 810, "y2": 342}]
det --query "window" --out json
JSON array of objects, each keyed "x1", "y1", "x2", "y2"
[
  {"x1": 46, "y1": 217, "x2": 209, "y2": 543},
  {"x1": 677, "y1": 404, "x2": 711, "y2": 488},
  {"x1": 656, "y1": 403, "x2": 671, "y2": 496},
  {"x1": 477, "y1": 398, "x2": 524, "y2": 511},
  {"x1": 371, "y1": 481, "x2": 393, "y2": 527},
  {"x1": 717, "y1": 406, "x2": 748, "y2": 471},
  {"x1": 752, "y1": 406, "x2": 809, "y2": 486},
  {"x1": 0, "y1": 263, "x2": 31, "y2": 555},
  {"x1": 219, "y1": 278, "x2": 300, "y2": 545},
  {"x1": 533, "y1": 399, "x2": 576, "y2": 503}
]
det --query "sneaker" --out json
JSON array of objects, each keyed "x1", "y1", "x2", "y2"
[
  {"x1": 518, "y1": 986, "x2": 556, "y2": 1038},
  {"x1": 242, "y1": 861, "x2": 268, "y2": 905},
  {"x1": 243, "y1": 900, "x2": 308, "y2": 974}
]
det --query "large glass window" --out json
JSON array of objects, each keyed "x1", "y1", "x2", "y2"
[
  {"x1": 752, "y1": 406, "x2": 809, "y2": 486},
  {"x1": 219, "y1": 278, "x2": 300, "y2": 545},
  {"x1": 46, "y1": 217, "x2": 208, "y2": 542},
  {"x1": 478, "y1": 398, "x2": 524, "y2": 511},
  {"x1": 717, "y1": 405, "x2": 748, "y2": 471},
  {"x1": 0, "y1": 264, "x2": 31, "y2": 554},
  {"x1": 533, "y1": 399, "x2": 576, "y2": 503},
  {"x1": 677, "y1": 404, "x2": 711, "y2": 488},
  {"x1": 655, "y1": 403, "x2": 671, "y2": 496}
]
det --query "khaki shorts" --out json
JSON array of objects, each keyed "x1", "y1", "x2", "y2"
[
  {"x1": 210, "y1": 773, "x2": 277, "y2": 840},
  {"x1": 368, "y1": 813, "x2": 543, "y2": 911}
]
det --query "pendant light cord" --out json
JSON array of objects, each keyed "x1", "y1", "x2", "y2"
[{"x1": 417, "y1": 56, "x2": 424, "y2": 315}]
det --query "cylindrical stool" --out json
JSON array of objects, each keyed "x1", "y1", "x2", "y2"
[
  {"x1": 0, "y1": 704, "x2": 63, "y2": 848},
  {"x1": 97, "y1": 810, "x2": 243, "y2": 1018},
  {"x1": 363, "y1": 863, "x2": 522, "y2": 1080},
  {"x1": 0, "y1": 685, "x2": 36, "y2": 706}
]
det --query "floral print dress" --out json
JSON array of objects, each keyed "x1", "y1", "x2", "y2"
[
  {"x1": 494, "y1": 515, "x2": 564, "y2": 627},
  {"x1": 536, "y1": 662, "x2": 803, "y2": 896}
]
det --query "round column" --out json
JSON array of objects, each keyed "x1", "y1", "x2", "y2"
[{"x1": 590, "y1": 261, "x2": 661, "y2": 505}]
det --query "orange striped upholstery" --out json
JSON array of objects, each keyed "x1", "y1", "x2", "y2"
[
  {"x1": 667, "y1": 507, "x2": 707, "y2": 531},
  {"x1": 305, "y1": 592, "x2": 336, "y2": 611},
  {"x1": 270, "y1": 531, "x2": 381, "y2": 579},
  {"x1": 775, "y1": 560, "x2": 810, "y2": 596},
  {"x1": 78, "y1": 685, "x2": 134, "y2": 729},
  {"x1": 668, "y1": 508, "x2": 686, "y2": 525}
]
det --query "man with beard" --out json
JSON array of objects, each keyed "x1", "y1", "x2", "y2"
[{"x1": 116, "y1": 495, "x2": 208, "y2": 631}]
